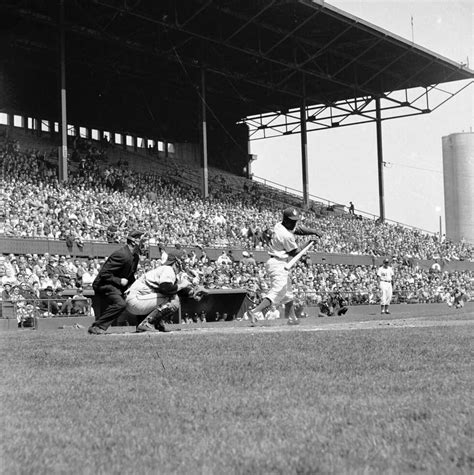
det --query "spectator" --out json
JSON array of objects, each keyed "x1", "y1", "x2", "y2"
[
  {"x1": 1, "y1": 282, "x2": 12, "y2": 301},
  {"x1": 2, "y1": 267, "x2": 17, "y2": 287},
  {"x1": 265, "y1": 304, "x2": 280, "y2": 320},
  {"x1": 241, "y1": 251, "x2": 256, "y2": 266},
  {"x1": 39, "y1": 286, "x2": 60, "y2": 315},
  {"x1": 216, "y1": 250, "x2": 232, "y2": 267},
  {"x1": 71, "y1": 287, "x2": 89, "y2": 315}
]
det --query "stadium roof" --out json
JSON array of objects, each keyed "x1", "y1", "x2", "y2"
[{"x1": 1, "y1": 0, "x2": 473, "y2": 139}]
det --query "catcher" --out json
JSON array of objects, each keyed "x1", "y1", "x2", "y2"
[{"x1": 125, "y1": 253, "x2": 206, "y2": 332}]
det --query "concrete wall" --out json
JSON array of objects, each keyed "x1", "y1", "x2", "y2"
[{"x1": 1, "y1": 238, "x2": 473, "y2": 271}]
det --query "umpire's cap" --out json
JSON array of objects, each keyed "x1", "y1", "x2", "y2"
[
  {"x1": 126, "y1": 230, "x2": 145, "y2": 243},
  {"x1": 283, "y1": 207, "x2": 300, "y2": 221}
]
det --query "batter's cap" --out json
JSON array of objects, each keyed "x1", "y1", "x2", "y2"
[{"x1": 283, "y1": 207, "x2": 300, "y2": 220}]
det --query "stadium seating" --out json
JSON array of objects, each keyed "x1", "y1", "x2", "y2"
[
  {"x1": 1, "y1": 129, "x2": 471, "y2": 260},
  {"x1": 0, "y1": 129, "x2": 472, "y2": 314}
]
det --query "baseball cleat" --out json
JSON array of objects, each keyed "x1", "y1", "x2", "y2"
[
  {"x1": 155, "y1": 320, "x2": 171, "y2": 332},
  {"x1": 88, "y1": 326, "x2": 106, "y2": 335},
  {"x1": 287, "y1": 318, "x2": 300, "y2": 325},
  {"x1": 136, "y1": 321, "x2": 159, "y2": 332}
]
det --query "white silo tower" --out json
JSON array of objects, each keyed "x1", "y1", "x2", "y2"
[{"x1": 442, "y1": 132, "x2": 474, "y2": 244}]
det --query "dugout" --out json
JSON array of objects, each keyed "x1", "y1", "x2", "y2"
[{"x1": 111, "y1": 289, "x2": 249, "y2": 327}]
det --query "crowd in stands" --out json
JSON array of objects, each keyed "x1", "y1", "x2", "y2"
[
  {"x1": 1, "y1": 135, "x2": 473, "y2": 263},
  {"x1": 1, "y1": 250, "x2": 472, "y2": 314}
]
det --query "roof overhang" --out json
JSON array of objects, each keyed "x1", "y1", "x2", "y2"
[{"x1": 1, "y1": 0, "x2": 472, "y2": 137}]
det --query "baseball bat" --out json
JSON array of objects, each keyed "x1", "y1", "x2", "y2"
[{"x1": 284, "y1": 241, "x2": 314, "y2": 270}]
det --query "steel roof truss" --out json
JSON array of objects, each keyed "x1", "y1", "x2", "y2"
[
  {"x1": 275, "y1": 21, "x2": 358, "y2": 89},
  {"x1": 263, "y1": 6, "x2": 323, "y2": 56},
  {"x1": 225, "y1": 0, "x2": 277, "y2": 42},
  {"x1": 215, "y1": 2, "x2": 417, "y2": 91},
  {"x1": 178, "y1": 0, "x2": 213, "y2": 29},
  {"x1": 242, "y1": 80, "x2": 471, "y2": 139}
]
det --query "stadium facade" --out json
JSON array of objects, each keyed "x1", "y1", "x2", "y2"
[{"x1": 442, "y1": 132, "x2": 474, "y2": 244}]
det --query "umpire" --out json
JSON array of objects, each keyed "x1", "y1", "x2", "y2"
[{"x1": 88, "y1": 230, "x2": 146, "y2": 335}]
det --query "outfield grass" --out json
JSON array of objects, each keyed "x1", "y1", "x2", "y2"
[{"x1": 1, "y1": 323, "x2": 473, "y2": 474}]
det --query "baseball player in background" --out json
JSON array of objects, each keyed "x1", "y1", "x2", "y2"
[
  {"x1": 247, "y1": 207, "x2": 322, "y2": 326},
  {"x1": 126, "y1": 253, "x2": 206, "y2": 332},
  {"x1": 377, "y1": 258, "x2": 394, "y2": 314}
]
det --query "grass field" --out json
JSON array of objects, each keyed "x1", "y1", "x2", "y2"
[{"x1": 1, "y1": 308, "x2": 473, "y2": 474}]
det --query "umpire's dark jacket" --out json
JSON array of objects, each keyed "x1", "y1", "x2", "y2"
[{"x1": 93, "y1": 245, "x2": 139, "y2": 293}]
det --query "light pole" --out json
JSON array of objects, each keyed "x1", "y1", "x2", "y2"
[{"x1": 435, "y1": 206, "x2": 442, "y2": 241}]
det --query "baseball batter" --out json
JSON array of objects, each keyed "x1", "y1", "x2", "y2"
[
  {"x1": 377, "y1": 258, "x2": 394, "y2": 314},
  {"x1": 248, "y1": 207, "x2": 322, "y2": 325}
]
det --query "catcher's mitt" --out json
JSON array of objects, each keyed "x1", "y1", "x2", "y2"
[
  {"x1": 191, "y1": 286, "x2": 208, "y2": 301},
  {"x1": 179, "y1": 285, "x2": 208, "y2": 301}
]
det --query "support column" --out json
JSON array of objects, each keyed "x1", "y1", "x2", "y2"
[
  {"x1": 58, "y1": 0, "x2": 68, "y2": 182},
  {"x1": 200, "y1": 68, "x2": 209, "y2": 199},
  {"x1": 375, "y1": 97, "x2": 385, "y2": 222},
  {"x1": 246, "y1": 125, "x2": 253, "y2": 179},
  {"x1": 49, "y1": 119, "x2": 55, "y2": 139},
  {"x1": 300, "y1": 74, "x2": 309, "y2": 208},
  {"x1": 35, "y1": 118, "x2": 42, "y2": 137}
]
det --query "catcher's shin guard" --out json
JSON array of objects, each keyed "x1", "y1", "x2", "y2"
[{"x1": 137, "y1": 302, "x2": 176, "y2": 332}]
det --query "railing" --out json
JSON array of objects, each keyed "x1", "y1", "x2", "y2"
[
  {"x1": 252, "y1": 174, "x2": 438, "y2": 235},
  {"x1": 1, "y1": 297, "x2": 93, "y2": 328}
]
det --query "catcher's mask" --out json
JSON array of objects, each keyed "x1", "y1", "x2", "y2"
[{"x1": 164, "y1": 254, "x2": 184, "y2": 272}]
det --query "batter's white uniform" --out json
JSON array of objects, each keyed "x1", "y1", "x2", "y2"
[
  {"x1": 377, "y1": 265, "x2": 394, "y2": 305},
  {"x1": 264, "y1": 222, "x2": 298, "y2": 305},
  {"x1": 125, "y1": 266, "x2": 179, "y2": 315}
]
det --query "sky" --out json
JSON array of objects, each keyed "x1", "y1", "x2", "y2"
[{"x1": 250, "y1": 0, "x2": 473, "y2": 234}]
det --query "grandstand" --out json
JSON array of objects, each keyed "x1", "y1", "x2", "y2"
[
  {"x1": 1, "y1": 129, "x2": 473, "y2": 322},
  {"x1": 1, "y1": 1, "x2": 473, "y2": 199},
  {"x1": 1, "y1": 0, "x2": 473, "y2": 323}
]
